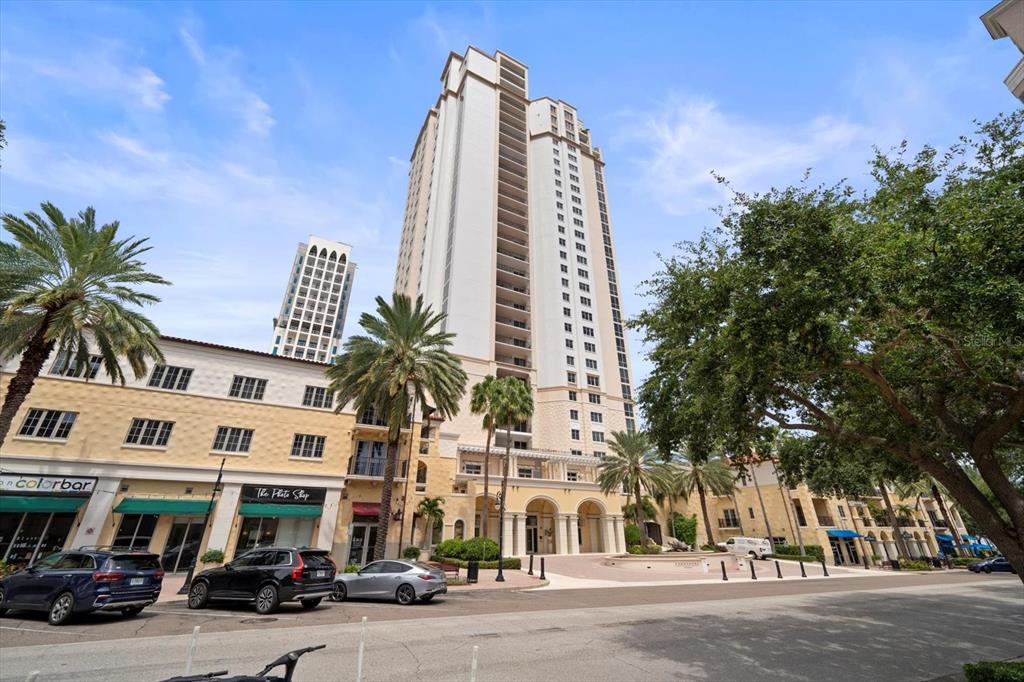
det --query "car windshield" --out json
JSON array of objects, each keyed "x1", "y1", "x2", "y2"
[
  {"x1": 107, "y1": 554, "x2": 161, "y2": 571},
  {"x1": 300, "y1": 551, "x2": 333, "y2": 568}
]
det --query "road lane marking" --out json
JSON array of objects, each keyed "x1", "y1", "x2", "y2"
[{"x1": 0, "y1": 625, "x2": 89, "y2": 636}]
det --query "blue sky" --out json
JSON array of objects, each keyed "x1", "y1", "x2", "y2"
[{"x1": 0, "y1": 0, "x2": 1017, "y2": 387}]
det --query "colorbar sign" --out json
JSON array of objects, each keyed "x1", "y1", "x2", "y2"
[{"x1": 1, "y1": 473, "x2": 97, "y2": 496}]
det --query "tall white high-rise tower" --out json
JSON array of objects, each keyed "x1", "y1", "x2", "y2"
[
  {"x1": 271, "y1": 236, "x2": 355, "y2": 363},
  {"x1": 394, "y1": 48, "x2": 637, "y2": 454}
]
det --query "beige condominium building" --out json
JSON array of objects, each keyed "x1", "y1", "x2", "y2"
[{"x1": 393, "y1": 47, "x2": 638, "y2": 554}]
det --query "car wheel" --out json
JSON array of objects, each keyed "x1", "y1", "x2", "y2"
[
  {"x1": 48, "y1": 592, "x2": 75, "y2": 626},
  {"x1": 300, "y1": 597, "x2": 322, "y2": 610},
  {"x1": 396, "y1": 584, "x2": 416, "y2": 606},
  {"x1": 121, "y1": 606, "x2": 145, "y2": 618},
  {"x1": 330, "y1": 583, "x2": 346, "y2": 602},
  {"x1": 187, "y1": 581, "x2": 210, "y2": 610},
  {"x1": 0, "y1": 587, "x2": 8, "y2": 616},
  {"x1": 984, "y1": 567, "x2": 992, "y2": 574},
  {"x1": 420, "y1": 594, "x2": 435, "y2": 603},
  {"x1": 255, "y1": 585, "x2": 279, "y2": 614}
]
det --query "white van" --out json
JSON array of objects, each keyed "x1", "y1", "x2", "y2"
[{"x1": 718, "y1": 536, "x2": 772, "y2": 560}]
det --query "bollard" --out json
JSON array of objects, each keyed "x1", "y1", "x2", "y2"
[
  {"x1": 750, "y1": 560, "x2": 757, "y2": 580},
  {"x1": 469, "y1": 644, "x2": 479, "y2": 682},
  {"x1": 863, "y1": 555, "x2": 870, "y2": 570},
  {"x1": 356, "y1": 616, "x2": 368, "y2": 682},
  {"x1": 720, "y1": 560, "x2": 728, "y2": 581},
  {"x1": 528, "y1": 554, "x2": 534, "y2": 576},
  {"x1": 775, "y1": 560, "x2": 783, "y2": 579},
  {"x1": 185, "y1": 625, "x2": 201, "y2": 675},
  {"x1": 821, "y1": 560, "x2": 829, "y2": 577},
  {"x1": 799, "y1": 561, "x2": 807, "y2": 578},
  {"x1": 540, "y1": 557, "x2": 546, "y2": 580}
]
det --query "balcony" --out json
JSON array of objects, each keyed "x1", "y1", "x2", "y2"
[
  {"x1": 496, "y1": 264, "x2": 529, "y2": 283},
  {"x1": 930, "y1": 517, "x2": 950, "y2": 528},
  {"x1": 495, "y1": 353, "x2": 531, "y2": 369},
  {"x1": 816, "y1": 515, "x2": 836, "y2": 527},
  {"x1": 718, "y1": 518, "x2": 741, "y2": 529},
  {"x1": 496, "y1": 297, "x2": 528, "y2": 313}
]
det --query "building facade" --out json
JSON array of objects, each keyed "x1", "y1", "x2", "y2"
[
  {"x1": 982, "y1": 0, "x2": 1024, "y2": 101},
  {"x1": 270, "y1": 235, "x2": 355, "y2": 363}
]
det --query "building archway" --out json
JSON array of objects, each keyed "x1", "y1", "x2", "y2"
[
  {"x1": 453, "y1": 519, "x2": 465, "y2": 540},
  {"x1": 879, "y1": 531, "x2": 896, "y2": 560},
  {"x1": 525, "y1": 497, "x2": 559, "y2": 554},
  {"x1": 577, "y1": 500, "x2": 605, "y2": 553}
]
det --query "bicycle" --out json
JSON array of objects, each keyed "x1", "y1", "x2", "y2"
[{"x1": 161, "y1": 644, "x2": 326, "y2": 682}]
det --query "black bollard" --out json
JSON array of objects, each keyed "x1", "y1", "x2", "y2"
[
  {"x1": 821, "y1": 560, "x2": 830, "y2": 577},
  {"x1": 540, "y1": 557, "x2": 546, "y2": 580},
  {"x1": 750, "y1": 560, "x2": 757, "y2": 580},
  {"x1": 863, "y1": 555, "x2": 870, "y2": 570},
  {"x1": 528, "y1": 553, "x2": 534, "y2": 576},
  {"x1": 799, "y1": 561, "x2": 807, "y2": 578},
  {"x1": 775, "y1": 560, "x2": 783, "y2": 579},
  {"x1": 720, "y1": 560, "x2": 728, "y2": 581}
]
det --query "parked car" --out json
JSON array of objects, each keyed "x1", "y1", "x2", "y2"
[
  {"x1": 187, "y1": 547, "x2": 336, "y2": 614},
  {"x1": 331, "y1": 560, "x2": 447, "y2": 605},
  {"x1": 0, "y1": 550, "x2": 163, "y2": 625},
  {"x1": 717, "y1": 537, "x2": 772, "y2": 560},
  {"x1": 968, "y1": 557, "x2": 1017, "y2": 574}
]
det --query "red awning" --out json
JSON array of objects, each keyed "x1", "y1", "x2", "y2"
[{"x1": 352, "y1": 502, "x2": 380, "y2": 517}]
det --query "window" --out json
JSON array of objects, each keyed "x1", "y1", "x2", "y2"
[
  {"x1": 581, "y1": 311, "x2": 593, "y2": 321},
  {"x1": 570, "y1": 409, "x2": 579, "y2": 421},
  {"x1": 586, "y1": 374, "x2": 600, "y2": 387},
  {"x1": 561, "y1": 264, "x2": 569, "y2": 273},
  {"x1": 229, "y1": 375, "x2": 268, "y2": 401},
  {"x1": 562, "y1": 293, "x2": 571, "y2": 302},
  {"x1": 571, "y1": 449, "x2": 583, "y2": 456},
  {"x1": 148, "y1": 365, "x2": 193, "y2": 391},
  {"x1": 584, "y1": 342, "x2": 596, "y2": 353},
  {"x1": 564, "y1": 323, "x2": 573, "y2": 332},
  {"x1": 556, "y1": 190, "x2": 563, "y2": 198},
  {"x1": 559, "y1": 238, "x2": 566, "y2": 246},
  {"x1": 561, "y1": 277, "x2": 570, "y2": 287},
  {"x1": 579, "y1": 282, "x2": 590, "y2": 292},
  {"x1": 18, "y1": 409, "x2": 77, "y2": 440},
  {"x1": 125, "y1": 418, "x2": 174, "y2": 447},
  {"x1": 592, "y1": 431, "x2": 605, "y2": 442},
  {"x1": 50, "y1": 352, "x2": 102, "y2": 379},
  {"x1": 838, "y1": 505, "x2": 847, "y2": 519},
  {"x1": 572, "y1": 207, "x2": 583, "y2": 215},
  {"x1": 302, "y1": 386, "x2": 333, "y2": 409},
  {"x1": 723, "y1": 508, "x2": 740, "y2": 527},
  {"x1": 558, "y1": 225, "x2": 566, "y2": 234},
  {"x1": 567, "y1": 371, "x2": 577, "y2": 383},
  {"x1": 583, "y1": 327, "x2": 595, "y2": 337},
  {"x1": 588, "y1": 394, "x2": 601, "y2": 405},
  {"x1": 566, "y1": 355, "x2": 575, "y2": 366},
  {"x1": 563, "y1": 307, "x2": 572, "y2": 317},
  {"x1": 577, "y1": 268, "x2": 589, "y2": 278},
  {"x1": 571, "y1": 429, "x2": 580, "y2": 441},
  {"x1": 585, "y1": 359, "x2": 598, "y2": 370},
  {"x1": 576, "y1": 255, "x2": 588, "y2": 265},
  {"x1": 291, "y1": 433, "x2": 326, "y2": 459},
  {"x1": 748, "y1": 507, "x2": 756, "y2": 519},
  {"x1": 593, "y1": 450, "x2": 605, "y2": 458},
  {"x1": 568, "y1": 390, "x2": 577, "y2": 401},
  {"x1": 571, "y1": 185, "x2": 580, "y2": 193},
  {"x1": 573, "y1": 218, "x2": 584, "y2": 227},
  {"x1": 560, "y1": 251, "x2": 568, "y2": 260},
  {"x1": 567, "y1": 471, "x2": 579, "y2": 482},
  {"x1": 575, "y1": 229, "x2": 585, "y2": 239},
  {"x1": 591, "y1": 412, "x2": 603, "y2": 423},
  {"x1": 463, "y1": 462, "x2": 482, "y2": 475},
  {"x1": 113, "y1": 514, "x2": 158, "y2": 551},
  {"x1": 212, "y1": 426, "x2": 254, "y2": 453},
  {"x1": 517, "y1": 467, "x2": 534, "y2": 479},
  {"x1": 565, "y1": 339, "x2": 574, "y2": 349}
]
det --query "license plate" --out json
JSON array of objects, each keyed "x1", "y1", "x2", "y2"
[
  {"x1": 316, "y1": 570, "x2": 327, "y2": 578},
  {"x1": 130, "y1": 577, "x2": 145, "y2": 586}
]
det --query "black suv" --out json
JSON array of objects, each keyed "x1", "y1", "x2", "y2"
[{"x1": 187, "y1": 548, "x2": 336, "y2": 614}]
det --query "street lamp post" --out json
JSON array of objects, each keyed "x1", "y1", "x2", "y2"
[{"x1": 177, "y1": 457, "x2": 226, "y2": 595}]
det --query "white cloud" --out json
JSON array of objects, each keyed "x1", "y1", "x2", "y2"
[
  {"x1": 2, "y1": 48, "x2": 169, "y2": 111},
  {"x1": 179, "y1": 27, "x2": 276, "y2": 137}
]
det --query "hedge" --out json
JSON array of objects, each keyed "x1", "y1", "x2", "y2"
[
  {"x1": 624, "y1": 524, "x2": 642, "y2": 547},
  {"x1": 964, "y1": 662, "x2": 1024, "y2": 682},
  {"x1": 774, "y1": 544, "x2": 825, "y2": 562},
  {"x1": 430, "y1": 555, "x2": 522, "y2": 570},
  {"x1": 627, "y1": 544, "x2": 662, "y2": 555},
  {"x1": 898, "y1": 559, "x2": 933, "y2": 571},
  {"x1": 768, "y1": 554, "x2": 819, "y2": 564},
  {"x1": 952, "y1": 557, "x2": 978, "y2": 567},
  {"x1": 672, "y1": 514, "x2": 698, "y2": 547}
]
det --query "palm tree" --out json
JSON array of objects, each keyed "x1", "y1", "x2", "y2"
[
  {"x1": 670, "y1": 453, "x2": 736, "y2": 547},
  {"x1": 469, "y1": 375, "x2": 499, "y2": 540},
  {"x1": 623, "y1": 496, "x2": 659, "y2": 526},
  {"x1": 417, "y1": 496, "x2": 445, "y2": 550},
  {"x1": 491, "y1": 376, "x2": 533, "y2": 579},
  {"x1": 0, "y1": 204, "x2": 169, "y2": 447},
  {"x1": 327, "y1": 294, "x2": 467, "y2": 561},
  {"x1": 597, "y1": 431, "x2": 671, "y2": 543}
]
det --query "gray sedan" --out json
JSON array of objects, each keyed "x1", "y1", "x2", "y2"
[{"x1": 331, "y1": 560, "x2": 447, "y2": 605}]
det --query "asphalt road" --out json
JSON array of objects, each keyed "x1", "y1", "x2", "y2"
[{"x1": 0, "y1": 573, "x2": 1020, "y2": 681}]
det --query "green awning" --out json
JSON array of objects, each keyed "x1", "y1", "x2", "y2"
[
  {"x1": 239, "y1": 503, "x2": 322, "y2": 518},
  {"x1": 0, "y1": 495, "x2": 87, "y2": 513},
  {"x1": 114, "y1": 498, "x2": 211, "y2": 515}
]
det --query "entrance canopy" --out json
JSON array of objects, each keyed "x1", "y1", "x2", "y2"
[
  {"x1": 936, "y1": 533, "x2": 955, "y2": 542},
  {"x1": 826, "y1": 530, "x2": 862, "y2": 539},
  {"x1": 113, "y1": 498, "x2": 210, "y2": 515},
  {"x1": 351, "y1": 502, "x2": 380, "y2": 516},
  {"x1": 239, "y1": 503, "x2": 321, "y2": 518},
  {"x1": 0, "y1": 496, "x2": 87, "y2": 513}
]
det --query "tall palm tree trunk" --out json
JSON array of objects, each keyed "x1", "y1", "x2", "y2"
[
  {"x1": 634, "y1": 480, "x2": 648, "y2": 543},
  {"x1": 498, "y1": 427, "x2": 512, "y2": 561},
  {"x1": 696, "y1": 480, "x2": 715, "y2": 547},
  {"x1": 0, "y1": 319, "x2": 55, "y2": 448},
  {"x1": 932, "y1": 483, "x2": 964, "y2": 557},
  {"x1": 372, "y1": 438, "x2": 401, "y2": 561},
  {"x1": 879, "y1": 481, "x2": 911, "y2": 559},
  {"x1": 481, "y1": 425, "x2": 493, "y2": 539},
  {"x1": 749, "y1": 465, "x2": 775, "y2": 553},
  {"x1": 729, "y1": 492, "x2": 746, "y2": 535},
  {"x1": 773, "y1": 463, "x2": 799, "y2": 549}
]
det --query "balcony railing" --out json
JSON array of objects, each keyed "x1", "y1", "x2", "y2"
[
  {"x1": 718, "y1": 518, "x2": 741, "y2": 529},
  {"x1": 930, "y1": 518, "x2": 950, "y2": 528},
  {"x1": 816, "y1": 515, "x2": 836, "y2": 527}
]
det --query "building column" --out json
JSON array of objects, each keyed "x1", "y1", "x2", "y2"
[
  {"x1": 317, "y1": 488, "x2": 342, "y2": 551},
  {"x1": 513, "y1": 514, "x2": 526, "y2": 556},
  {"x1": 70, "y1": 476, "x2": 121, "y2": 549},
  {"x1": 566, "y1": 514, "x2": 580, "y2": 554},
  {"x1": 554, "y1": 514, "x2": 568, "y2": 554},
  {"x1": 206, "y1": 482, "x2": 242, "y2": 558},
  {"x1": 613, "y1": 516, "x2": 626, "y2": 553},
  {"x1": 502, "y1": 513, "x2": 515, "y2": 556},
  {"x1": 602, "y1": 516, "x2": 616, "y2": 554}
]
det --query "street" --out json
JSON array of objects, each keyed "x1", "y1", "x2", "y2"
[{"x1": 1, "y1": 572, "x2": 1020, "y2": 681}]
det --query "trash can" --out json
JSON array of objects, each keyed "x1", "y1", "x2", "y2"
[
  {"x1": 890, "y1": 559, "x2": 901, "y2": 570},
  {"x1": 467, "y1": 560, "x2": 479, "y2": 584}
]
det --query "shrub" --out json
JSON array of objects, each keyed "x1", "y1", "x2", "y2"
[
  {"x1": 627, "y1": 545, "x2": 645, "y2": 555},
  {"x1": 345, "y1": 564, "x2": 360, "y2": 573},
  {"x1": 952, "y1": 557, "x2": 977, "y2": 567},
  {"x1": 461, "y1": 536, "x2": 499, "y2": 561},
  {"x1": 402, "y1": 546, "x2": 422, "y2": 560},
  {"x1": 0, "y1": 560, "x2": 16, "y2": 577},
  {"x1": 435, "y1": 538, "x2": 465, "y2": 560},
  {"x1": 624, "y1": 524, "x2": 642, "y2": 547},
  {"x1": 672, "y1": 514, "x2": 698, "y2": 547},
  {"x1": 429, "y1": 556, "x2": 521, "y2": 569},
  {"x1": 200, "y1": 549, "x2": 225, "y2": 565},
  {"x1": 773, "y1": 544, "x2": 825, "y2": 562},
  {"x1": 642, "y1": 544, "x2": 662, "y2": 555},
  {"x1": 768, "y1": 554, "x2": 819, "y2": 563},
  {"x1": 898, "y1": 559, "x2": 933, "y2": 571},
  {"x1": 700, "y1": 543, "x2": 725, "y2": 552},
  {"x1": 964, "y1": 661, "x2": 1024, "y2": 682}
]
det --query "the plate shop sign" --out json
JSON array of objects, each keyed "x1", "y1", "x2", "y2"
[{"x1": 240, "y1": 485, "x2": 325, "y2": 505}]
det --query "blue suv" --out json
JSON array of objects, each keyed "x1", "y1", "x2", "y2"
[{"x1": 0, "y1": 550, "x2": 164, "y2": 625}]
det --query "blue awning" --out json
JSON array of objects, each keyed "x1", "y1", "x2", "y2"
[
  {"x1": 969, "y1": 543, "x2": 995, "y2": 551},
  {"x1": 827, "y1": 530, "x2": 862, "y2": 539},
  {"x1": 936, "y1": 534, "x2": 955, "y2": 542}
]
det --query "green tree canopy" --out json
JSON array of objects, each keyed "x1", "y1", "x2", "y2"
[{"x1": 633, "y1": 112, "x2": 1024, "y2": 578}]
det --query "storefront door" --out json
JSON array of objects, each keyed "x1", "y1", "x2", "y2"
[
  {"x1": 347, "y1": 524, "x2": 377, "y2": 566},
  {"x1": 0, "y1": 512, "x2": 78, "y2": 567},
  {"x1": 113, "y1": 514, "x2": 159, "y2": 550},
  {"x1": 844, "y1": 540, "x2": 860, "y2": 565},
  {"x1": 829, "y1": 539, "x2": 845, "y2": 565},
  {"x1": 526, "y1": 515, "x2": 538, "y2": 554},
  {"x1": 161, "y1": 517, "x2": 205, "y2": 573}
]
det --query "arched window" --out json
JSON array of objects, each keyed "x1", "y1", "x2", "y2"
[
  {"x1": 454, "y1": 520, "x2": 465, "y2": 540},
  {"x1": 319, "y1": 247, "x2": 329, "y2": 258},
  {"x1": 339, "y1": 254, "x2": 347, "y2": 264},
  {"x1": 328, "y1": 251, "x2": 337, "y2": 261},
  {"x1": 416, "y1": 462, "x2": 427, "y2": 492},
  {"x1": 308, "y1": 245, "x2": 317, "y2": 255}
]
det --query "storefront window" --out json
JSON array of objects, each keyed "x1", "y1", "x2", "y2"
[
  {"x1": 1, "y1": 513, "x2": 78, "y2": 567},
  {"x1": 236, "y1": 517, "x2": 280, "y2": 554},
  {"x1": 113, "y1": 514, "x2": 159, "y2": 550}
]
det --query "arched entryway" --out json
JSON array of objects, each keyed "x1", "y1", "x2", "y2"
[
  {"x1": 474, "y1": 495, "x2": 499, "y2": 541},
  {"x1": 577, "y1": 499, "x2": 606, "y2": 553},
  {"x1": 525, "y1": 497, "x2": 559, "y2": 554}
]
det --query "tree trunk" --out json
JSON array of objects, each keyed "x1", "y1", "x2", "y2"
[
  {"x1": 668, "y1": 497, "x2": 676, "y2": 538},
  {"x1": 879, "y1": 481, "x2": 911, "y2": 559},
  {"x1": 372, "y1": 438, "x2": 400, "y2": 561},
  {"x1": 634, "y1": 480, "x2": 648, "y2": 543},
  {"x1": 749, "y1": 464, "x2": 775, "y2": 553},
  {"x1": 696, "y1": 480, "x2": 714, "y2": 547},
  {"x1": 498, "y1": 428, "x2": 512, "y2": 559},
  {"x1": 0, "y1": 321, "x2": 55, "y2": 449},
  {"x1": 481, "y1": 424, "x2": 493, "y2": 539},
  {"x1": 773, "y1": 463, "x2": 799, "y2": 548},
  {"x1": 730, "y1": 492, "x2": 746, "y2": 535},
  {"x1": 932, "y1": 483, "x2": 965, "y2": 557}
]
